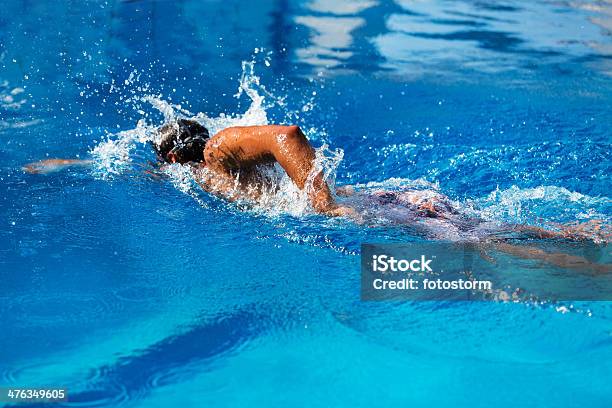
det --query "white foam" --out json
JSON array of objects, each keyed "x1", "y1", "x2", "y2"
[
  {"x1": 88, "y1": 55, "x2": 343, "y2": 218},
  {"x1": 90, "y1": 119, "x2": 152, "y2": 177},
  {"x1": 248, "y1": 143, "x2": 344, "y2": 217},
  {"x1": 348, "y1": 177, "x2": 440, "y2": 192},
  {"x1": 471, "y1": 185, "x2": 611, "y2": 224}
]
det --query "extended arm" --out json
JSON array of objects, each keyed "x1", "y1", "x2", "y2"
[
  {"x1": 23, "y1": 159, "x2": 92, "y2": 174},
  {"x1": 511, "y1": 220, "x2": 609, "y2": 243},
  {"x1": 204, "y1": 125, "x2": 345, "y2": 214}
]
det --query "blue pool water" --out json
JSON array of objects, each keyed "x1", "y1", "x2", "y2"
[{"x1": 1, "y1": 0, "x2": 612, "y2": 406}]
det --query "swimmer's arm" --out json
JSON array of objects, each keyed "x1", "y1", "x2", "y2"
[
  {"x1": 511, "y1": 221, "x2": 609, "y2": 242},
  {"x1": 491, "y1": 241, "x2": 611, "y2": 274},
  {"x1": 23, "y1": 158, "x2": 92, "y2": 174},
  {"x1": 23, "y1": 158, "x2": 163, "y2": 181},
  {"x1": 205, "y1": 125, "x2": 343, "y2": 214}
]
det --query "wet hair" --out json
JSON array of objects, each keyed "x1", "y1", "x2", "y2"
[{"x1": 153, "y1": 119, "x2": 209, "y2": 163}]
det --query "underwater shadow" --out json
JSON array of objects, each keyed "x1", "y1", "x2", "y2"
[{"x1": 9, "y1": 308, "x2": 263, "y2": 407}]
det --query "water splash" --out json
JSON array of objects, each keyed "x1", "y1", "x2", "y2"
[
  {"x1": 0, "y1": 79, "x2": 41, "y2": 130},
  {"x1": 161, "y1": 163, "x2": 212, "y2": 210},
  {"x1": 140, "y1": 96, "x2": 193, "y2": 123},
  {"x1": 89, "y1": 57, "x2": 275, "y2": 176},
  {"x1": 88, "y1": 55, "x2": 342, "y2": 217},
  {"x1": 345, "y1": 177, "x2": 440, "y2": 192},
  {"x1": 249, "y1": 143, "x2": 344, "y2": 217},
  {"x1": 471, "y1": 185, "x2": 611, "y2": 225},
  {"x1": 88, "y1": 57, "x2": 609, "y2": 230},
  {"x1": 0, "y1": 80, "x2": 27, "y2": 110},
  {"x1": 90, "y1": 119, "x2": 153, "y2": 177}
]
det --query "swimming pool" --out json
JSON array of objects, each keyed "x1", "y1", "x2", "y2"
[{"x1": 1, "y1": 0, "x2": 611, "y2": 406}]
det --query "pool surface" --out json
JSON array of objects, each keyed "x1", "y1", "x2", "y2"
[{"x1": 1, "y1": 0, "x2": 611, "y2": 407}]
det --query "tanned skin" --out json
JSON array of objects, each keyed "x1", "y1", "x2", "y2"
[
  {"x1": 23, "y1": 159, "x2": 92, "y2": 174},
  {"x1": 198, "y1": 125, "x2": 348, "y2": 215}
]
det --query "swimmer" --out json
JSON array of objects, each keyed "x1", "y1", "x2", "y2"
[
  {"x1": 24, "y1": 119, "x2": 610, "y2": 247},
  {"x1": 153, "y1": 119, "x2": 355, "y2": 217},
  {"x1": 24, "y1": 119, "x2": 353, "y2": 217}
]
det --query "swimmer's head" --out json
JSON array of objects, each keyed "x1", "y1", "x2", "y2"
[{"x1": 153, "y1": 119, "x2": 209, "y2": 164}]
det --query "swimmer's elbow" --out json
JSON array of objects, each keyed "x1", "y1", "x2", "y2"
[
  {"x1": 286, "y1": 125, "x2": 307, "y2": 142},
  {"x1": 286, "y1": 125, "x2": 301, "y2": 135},
  {"x1": 275, "y1": 125, "x2": 314, "y2": 161},
  {"x1": 276, "y1": 125, "x2": 306, "y2": 145}
]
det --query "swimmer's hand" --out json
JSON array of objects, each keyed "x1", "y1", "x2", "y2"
[
  {"x1": 558, "y1": 220, "x2": 610, "y2": 244},
  {"x1": 23, "y1": 159, "x2": 92, "y2": 174}
]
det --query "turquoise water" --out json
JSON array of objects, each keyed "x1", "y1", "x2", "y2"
[{"x1": 1, "y1": 0, "x2": 611, "y2": 406}]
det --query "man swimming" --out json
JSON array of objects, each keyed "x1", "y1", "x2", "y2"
[
  {"x1": 154, "y1": 119, "x2": 355, "y2": 217},
  {"x1": 24, "y1": 118, "x2": 608, "y2": 245}
]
